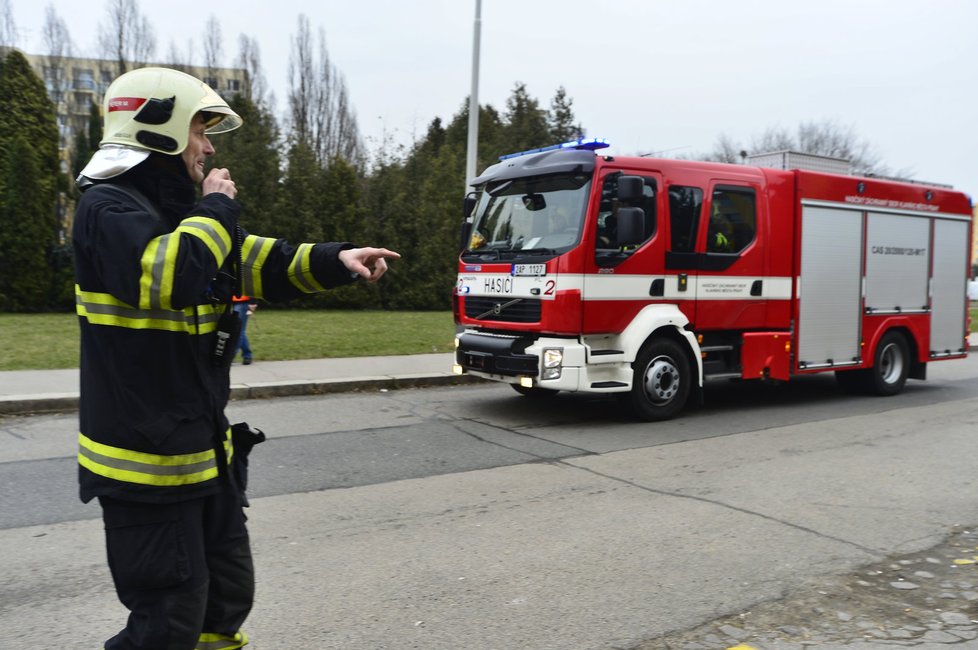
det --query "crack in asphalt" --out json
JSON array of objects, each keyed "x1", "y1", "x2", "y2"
[
  {"x1": 451, "y1": 417, "x2": 597, "y2": 458},
  {"x1": 559, "y1": 460, "x2": 883, "y2": 557},
  {"x1": 435, "y1": 411, "x2": 885, "y2": 558}
]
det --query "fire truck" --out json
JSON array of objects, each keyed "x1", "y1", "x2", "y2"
[{"x1": 451, "y1": 140, "x2": 973, "y2": 421}]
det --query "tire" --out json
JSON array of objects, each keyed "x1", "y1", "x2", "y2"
[
  {"x1": 511, "y1": 384, "x2": 560, "y2": 398},
  {"x1": 864, "y1": 330, "x2": 910, "y2": 396},
  {"x1": 620, "y1": 338, "x2": 692, "y2": 421}
]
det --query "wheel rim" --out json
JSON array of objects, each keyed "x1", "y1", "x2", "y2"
[
  {"x1": 878, "y1": 342, "x2": 904, "y2": 384},
  {"x1": 642, "y1": 355, "x2": 680, "y2": 404}
]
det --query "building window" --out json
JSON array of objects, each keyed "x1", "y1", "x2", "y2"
[
  {"x1": 204, "y1": 77, "x2": 219, "y2": 89},
  {"x1": 75, "y1": 92, "x2": 95, "y2": 114},
  {"x1": 100, "y1": 69, "x2": 114, "y2": 93},
  {"x1": 43, "y1": 66, "x2": 58, "y2": 91},
  {"x1": 227, "y1": 78, "x2": 241, "y2": 92},
  {"x1": 57, "y1": 115, "x2": 70, "y2": 147},
  {"x1": 74, "y1": 68, "x2": 95, "y2": 91}
]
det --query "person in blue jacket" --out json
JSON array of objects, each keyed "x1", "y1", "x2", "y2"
[{"x1": 231, "y1": 294, "x2": 257, "y2": 364}]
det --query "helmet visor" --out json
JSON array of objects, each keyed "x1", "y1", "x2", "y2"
[{"x1": 201, "y1": 106, "x2": 243, "y2": 134}]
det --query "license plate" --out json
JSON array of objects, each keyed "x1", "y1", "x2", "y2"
[{"x1": 512, "y1": 264, "x2": 546, "y2": 277}]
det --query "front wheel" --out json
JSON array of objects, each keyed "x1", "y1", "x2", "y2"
[{"x1": 619, "y1": 338, "x2": 692, "y2": 421}]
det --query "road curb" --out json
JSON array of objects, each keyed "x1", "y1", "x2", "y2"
[
  {"x1": 2, "y1": 340, "x2": 972, "y2": 416},
  {"x1": 230, "y1": 372, "x2": 487, "y2": 401},
  {"x1": 0, "y1": 374, "x2": 487, "y2": 417},
  {"x1": 0, "y1": 394, "x2": 80, "y2": 416}
]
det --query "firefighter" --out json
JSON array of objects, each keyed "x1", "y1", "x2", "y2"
[
  {"x1": 707, "y1": 202, "x2": 735, "y2": 253},
  {"x1": 73, "y1": 67, "x2": 400, "y2": 650}
]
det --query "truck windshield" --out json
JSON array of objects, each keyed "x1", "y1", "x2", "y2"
[{"x1": 464, "y1": 173, "x2": 591, "y2": 258}]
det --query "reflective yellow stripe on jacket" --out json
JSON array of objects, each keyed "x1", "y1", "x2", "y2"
[
  {"x1": 288, "y1": 243, "x2": 327, "y2": 293},
  {"x1": 240, "y1": 235, "x2": 275, "y2": 298},
  {"x1": 76, "y1": 287, "x2": 222, "y2": 333},
  {"x1": 197, "y1": 630, "x2": 249, "y2": 649},
  {"x1": 78, "y1": 429, "x2": 233, "y2": 487},
  {"x1": 139, "y1": 216, "x2": 231, "y2": 310}
]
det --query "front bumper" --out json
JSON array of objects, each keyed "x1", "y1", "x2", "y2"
[{"x1": 453, "y1": 331, "x2": 632, "y2": 393}]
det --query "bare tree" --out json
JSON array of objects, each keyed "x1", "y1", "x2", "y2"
[
  {"x1": 0, "y1": 0, "x2": 17, "y2": 49},
  {"x1": 42, "y1": 5, "x2": 73, "y2": 59},
  {"x1": 287, "y1": 16, "x2": 315, "y2": 144},
  {"x1": 203, "y1": 15, "x2": 222, "y2": 81},
  {"x1": 236, "y1": 34, "x2": 269, "y2": 108},
  {"x1": 795, "y1": 120, "x2": 885, "y2": 175},
  {"x1": 700, "y1": 119, "x2": 892, "y2": 176},
  {"x1": 41, "y1": 5, "x2": 75, "y2": 145},
  {"x1": 749, "y1": 126, "x2": 795, "y2": 154},
  {"x1": 98, "y1": 0, "x2": 157, "y2": 73},
  {"x1": 700, "y1": 133, "x2": 744, "y2": 164},
  {"x1": 164, "y1": 40, "x2": 189, "y2": 72},
  {"x1": 287, "y1": 14, "x2": 361, "y2": 164},
  {"x1": 751, "y1": 120, "x2": 887, "y2": 175}
]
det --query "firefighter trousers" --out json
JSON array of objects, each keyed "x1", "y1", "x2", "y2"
[{"x1": 98, "y1": 485, "x2": 254, "y2": 650}]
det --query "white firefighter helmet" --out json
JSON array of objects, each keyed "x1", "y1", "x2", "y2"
[{"x1": 79, "y1": 67, "x2": 242, "y2": 180}]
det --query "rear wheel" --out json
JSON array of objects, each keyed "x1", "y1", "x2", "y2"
[
  {"x1": 865, "y1": 330, "x2": 910, "y2": 396},
  {"x1": 620, "y1": 338, "x2": 692, "y2": 421},
  {"x1": 835, "y1": 330, "x2": 910, "y2": 396}
]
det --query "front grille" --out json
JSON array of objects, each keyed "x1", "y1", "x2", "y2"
[{"x1": 464, "y1": 297, "x2": 541, "y2": 323}]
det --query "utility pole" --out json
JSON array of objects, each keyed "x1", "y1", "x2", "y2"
[{"x1": 465, "y1": 0, "x2": 482, "y2": 191}]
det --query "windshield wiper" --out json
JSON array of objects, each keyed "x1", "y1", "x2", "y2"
[
  {"x1": 516, "y1": 247, "x2": 558, "y2": 256},
  {"x1": 462, "y1": 247, "x2": 500, "y2": 260}
]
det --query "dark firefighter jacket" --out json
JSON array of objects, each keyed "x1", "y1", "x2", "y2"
[{"x1": 73, "y1": 154, "x2": 356, "y2": 504}]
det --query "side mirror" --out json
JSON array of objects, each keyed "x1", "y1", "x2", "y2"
[
  {"x1": 617, "y1": 176, "x2": 644, "y2": 204},
  {"x1": 458, "y1": 221, "x2": 473, "y2": 252},
  {"x1": 616, "y1": 207, "x2": 645, "y2": 246},
  {"x1": 463, "y1": 195, "x2": 477, "y2": 218}
]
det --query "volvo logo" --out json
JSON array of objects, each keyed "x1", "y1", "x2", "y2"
[{"x1": 476, "y1": 298, "x2": 523, "y2": 321}]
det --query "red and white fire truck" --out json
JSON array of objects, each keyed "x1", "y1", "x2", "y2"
[{"x1": 451, "y1": 140, "x2": 973, "y2": 420}]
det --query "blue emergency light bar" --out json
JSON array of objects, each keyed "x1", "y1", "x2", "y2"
[{"x1": 498, "y1": 137, "x2": 610, "y2": 161}]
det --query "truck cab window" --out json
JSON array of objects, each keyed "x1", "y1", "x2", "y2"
[
  {"x1": 668, "y1": 186, "x2": 703, "y2": 253},
  {"x1": 707, "y1": 186, "x2": 756, "y2": 254},
  {"x1": 596, "y1": 174, "x2": 657, "y2": 264},
  {"x1": 462, "y1": 173, "x2": 591, "y2": 260}
]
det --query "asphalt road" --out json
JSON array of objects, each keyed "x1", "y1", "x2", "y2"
[{"x1": 2, "y1": 357, "x2": 978, "y2": 648}]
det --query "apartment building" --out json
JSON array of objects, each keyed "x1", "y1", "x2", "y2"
[
  {"x1": 8, "y1": 51, "x2": 248, "y2": 239},
  {"x1": 22, "y1": 52, "x2": 248, "y2": 157}
]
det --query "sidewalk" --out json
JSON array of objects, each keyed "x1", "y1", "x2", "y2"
[
  {"x1": 2, "y1": 334, "x2": 974, "y2": 416},
  {"x1": 0, "y1": 352, "x2": 473, "y2": 416}
]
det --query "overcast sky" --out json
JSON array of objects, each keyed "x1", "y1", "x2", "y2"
[{"x1": 9, "y1": 0, "x2": 978, "y2": 199}]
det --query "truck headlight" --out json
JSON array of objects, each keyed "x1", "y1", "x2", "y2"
[{"x1": 542, "y1": 347, "x2": 563, "y2": 380}]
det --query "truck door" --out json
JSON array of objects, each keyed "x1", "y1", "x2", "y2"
[
  {"x1": 931, "y1": 217, "x2": 970, "y2": 355},
  {"x1": 583, "y1": 171, "x2": 661, "y2": 335},
  {"x1": 796, "y1": 203, "x2": 863, "y2": 370},
  {"x1": 663, "y1": 184, "x2": 703, "y2": 323},
  {"x1": 666, "y1": 181, "x2": 770, "y2": 331}
]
